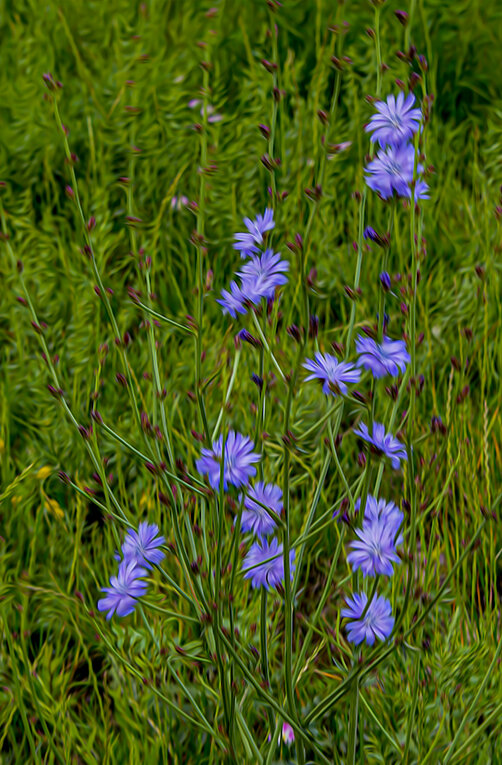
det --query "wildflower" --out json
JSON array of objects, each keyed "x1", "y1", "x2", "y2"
[
  {"x1": 122, "y1": 522, "x2": 166, "y2": 569},
  {"x1": 303, "y1": 352, "x2": 361, "y2": 396},
  {"x1": 216, "y1": 280, "x2": 248, "y2": 318},
  {"x1": 97, "y1": 559, "x2": 148, "y2": 620},
  {"x1": 413, "y1": 179, "x2": 430, "y2": 201},
  {"x1": 356, "y1": 495, "x2": 404, "y2": 542},
  {"x1": 353, "y1": 421, "x2": 407, "y2": 469},
  {"x1": 196, "y1": 430, "x2": 261, "y2": 490},
  {"x1": 356, "y1": 334, "x2": 410, "y2": 378},
  {"x1": 242, "y1": 538, "x2": 295, "y2": 590},
  {"x1": 347, "y1": 518, "x2": 401, "y2": 576},
  {"x1": 365, "y1": 142, "x2": 422, "y2": 199},
  {"x1": 240, "y1": 481, "x2": 282, "y2": 538},
  {"x1": 233, "y1": 208, "x2": 275, "y2": 256},
  {"x1": 282, "y1": 722, "x2": 295, "y2": 746},
  {"x1": 237, "y1": 249, "x2": 289, "y2": 303},
  {"x1": 365, "y1": 92, "x2": 422, "y2": 148},
  {"x1": 341, "y1": 592, "x2": 394, "y2": 645}
]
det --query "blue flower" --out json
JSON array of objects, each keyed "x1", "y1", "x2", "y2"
[
  {"x1": 413, "y1": 179, "x2": 430, "y2": 201},
  {"x1": 356, "y1": 495, "x2": 404, "y2": 543},
  {"x1": 196, "y1": 430, "x2": 261, "y2": 490},
  {"x1": 233, "y1": 208, "x2": 275, "y2": 257},
  {"x1": 237, "y1": 249, "x2": 289, "y2": 303},
  {"x1": 217, "y1": 280, "x2": 248, "y2": 318},
  {"x1": 347, "y1": 518, "x2": 402, "y2": 577},
  {"x1": 122, "y1": 522, "x2": 166, "y2": 569},
  {"x1": 97, "y1": 559, "x2": 148, "y2": 620},
  {"x1": 356, "y1": 334, "x2": 410, "y2": 378},
  {"x1": 341, "y1": 592, "x2": 394, "y2": 645},
  {"x1": 303, "y1": 352, "x2": 361, "y2": 396},
  {"x1": 365, "y1": 143, "x2": 422, "y2": 200},
  {"x1": 365, "y1": 92, "x2": 422, "y2": 148},
  {"x1": 240, "y1": 481, "x2": 282, "y2": 538},
  {"x1": 353, "y1": 421, "x2": 408, "y2": 470},
  {"x1": 242, "y1": 537, "x2": 295, "y2": 590}
]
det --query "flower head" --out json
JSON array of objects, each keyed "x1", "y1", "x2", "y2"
[
  {"x1": 217, "y1": 280, "x2": 248, "y2": 318},
  {"x1": 242, "y1": 538, "x2": 295, "y2": 590},
  {"x1": 354, "y1": 421, "x2": 408, "y2": 470},
  {"x1": 356, "y1": 495, "x2": 404, "y2": 542},
  {"x1": 122, "y1": 522, "x2": 166, "y2": 569},
  {"x1": 365, "y1": 92, "x2": 422, "y2": 148},
  {"x1": 303, "y1": 352, "x2": 361, "y2": 396},
  {"x1": 97, "y1": 559, "x2": 148, "y2": 620},
  {"x1": 240, "y1": 481, "x2": 282, "y2": 538},
  {"x1": 282, "y1": 723, "x2": 295, "y2": 746},
  {"x1": 356, "y1": 334, "x2": 410, "y2": 378},
  {"x1": 341, "y1": 592, "x2": 394, "y2": 645},
  {"x1": 233, "y1": 208, "x2": 275, "y2": 257},
  {"x1": 365, "y1": 142, "x2": 422, "y2": 200},
  {"x1": 196, "y1": 430, "x2": 261, "y2": 490},
  {"x1": 347, "y1": 518, "x2": 402, "y2": 577},
  {"x1": 237, "y1": 249, "x2": 289, "y2": 303}
]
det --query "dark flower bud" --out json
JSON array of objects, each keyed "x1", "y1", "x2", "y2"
[
  {"x1": 409, "y1": 72, "x2": 421, "y2": 91},
  {"x1": 90, "y1": 409, "x2": 103, "y2": 424},
  {"x1": 450, "y1": 356, "x2": 461, "y2": 371},
  {"x1": 305, "y1": 185, "x2": 322, "y2": 201},
  {"x1": 418, "y1": 55, "x2": 428, "y2": 72},
  {"x1": 331, "y1": 341, "x2": 345, "y2": 356},
  {"x1": 237, "y1": 329, "x2": 261, "y2": 348},
  {"x1": 385, "y1": 383, "x2": 399, "y2": 400},
  {"x1": 115, "y1": 372, "x2": 128, "y2": 387},
  {"x1": 344, "y1": 285, "x2": 362, "y2": 301},
  {"x1": 307, "y1": 267, "x2": 317, "y2": 288},
  {"x1": 47, "y1": 384, "x2": 63, "y2": 399},
  {"x1": 42, "y1": 72, "x2": 57, "y2": 91},
  {"x1": 309, "y1": 315, "x2": 319, "y2": 339},
  {"x1": 287, "y1": 324, "x2": 302, "y2": 343},
  {"x1": 394, "y1": 9, "x2": 408, "y2": 25},
  {"x1": 261, "y1": 59, "x2": 278, "y2": 73},
  {"x1": 364, "y1": 226, "x2": 389, "y2": 248},
  {"x1": 258, "y1": 123, "x2": 271, "y2": 140},
  {"x1": 475, "y1": 264, "x2": 485, "y2": 281},
  {"x1": 357, "y1": 452, "x2": 366, "y2": 468},
  {"x1": 58, "y1": 471, "x2": 71, "y2": 485},
  {"x1": 317, "y1": 109, "x2": 329, "y2": 125},
  {"x1": 402, "y1": 498, "x2": 411, "y2": 513},
  {"x1": 380, "y1": 271, "x2": 392, "y2": 291},
  {"x1": 352, "y1": 390, "x2": 367, "y2": 404},
  {"x1": 78, "y1": 425, "x2": 92, "y2": 440},
  {"x1": 400, "y1": 302, "x2": 409, "y2": 316},
  {"x1": 366, "y1": 27, "x2": 375, "y2": 39},
  {"x1": 65, "y1": 185, "x2": 75, "y2": 201},
  {"x1": 251, "y1": 373, "x2": 264, "y2": 391}
]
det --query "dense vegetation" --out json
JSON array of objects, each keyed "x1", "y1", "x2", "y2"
[{"x1": 1, "y1": 0, "x2": 501, "y2": 762}]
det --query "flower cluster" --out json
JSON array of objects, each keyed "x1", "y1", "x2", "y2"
[
  {"x1": 364, "y1": 92, "x2": 429, "y2": 201},
  {"x1": 217, "y1": 209, "x2": 289, "y2": 317},
  {"x1": 196, "y1": 432, "x2": 293, "y2": 592},
  {"x1": 98, "y1": 522, "x2": 165, "y2": 620}
]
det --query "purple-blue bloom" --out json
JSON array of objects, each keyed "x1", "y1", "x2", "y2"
[
  {"x1": 356, "y1": 334, "x2": 410, "y2": 378},
  {"x1": 356, "y1": 495, "x2": 404, "y2": 543},
  {"x1": 365, "y1": 92, "x2": 422, "y2": 148},
  {"x1": 242, "y1": 537, "x2": 295, "y2": 590},
  {"x1": 413, "y1": 179, "x2": 430, "y2": 201},
  {"x1": 196, "y1": 430, "x2": 261, "y2": 490},
  {"x1": 217, "y1": 280, "x2": 248, "y2": 318},
  {"x1": 365, "y1": 142, "x2": 422, "y2": 200},
  {"x1": 354, "y1": 421, "x2": 408, "y2": 470},
  {"x1": 347, "y1": 518, "x2": 402, "y2": 577},
  {"x1": 233, "y1": 208, "x2": 275, "y2": 257},
  {"x1": 97, "y1": 559, "x2": 148, "y2": 620},
  {"x1": 237, "y1": 249, "x2": 289, "y2": 303},
  {"x1": 240, "y1": 481, "x2": 283, "y2": 538},
  {"x1": 341, "y1": 592, "x2": 394, "y2": 645},
  {"x1": 122, "y1": 522, "x2": 166, "y2": 569},
  {"x1": 303, "y1": 353, "x2": 361, "y2": 396}
]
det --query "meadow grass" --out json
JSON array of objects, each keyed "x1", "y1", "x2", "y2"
[{"x1": 0, "y1": 0, "x2": 501, "y2": 762}]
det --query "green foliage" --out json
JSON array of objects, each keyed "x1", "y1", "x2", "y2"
[{"x1": 1, "y1": 0, "x2": 501, "y2": 762}]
